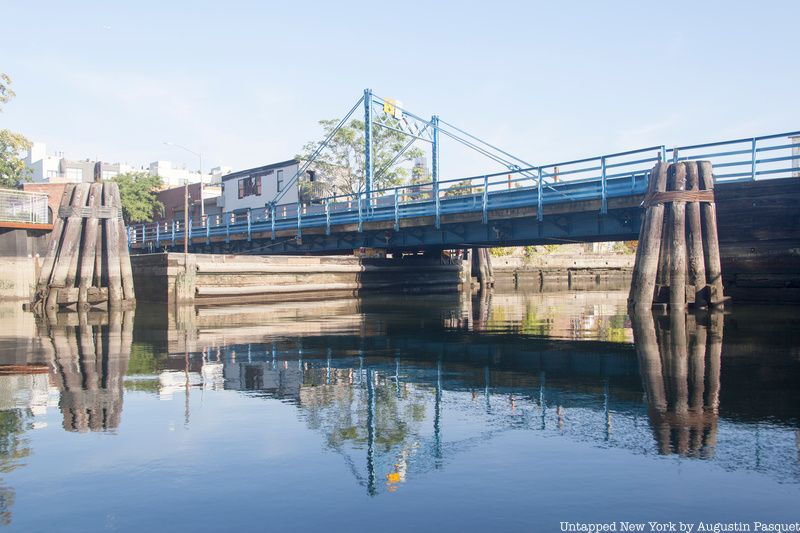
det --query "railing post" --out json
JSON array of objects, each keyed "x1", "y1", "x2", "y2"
[
  {"x1": 537, "y1": 167, "x2": 543, "y2": 221},
  {"x1": 187, "y1": 218, "x2": 192, "y2": 245},
  {"x1": 394, "y1": 188, "x2": 400, "y2": 231},
  {"x1": 325, "y1": 200, "x2": 331, "y2": 235},
  {"x1": 672, "y1": 147, "x2": 679, "y2": 164},
  {"x1": 660, "y1": 145, "x2": 666, "y2": 163},
  {"x1": 155, "y1": 223, "x2": 160, "y2": 245},
  {"x1": 171, "y1": 220, "x2": 175, "y2": 246},
  {"x1": 206, "y1": 216, "x2": 211, "y2": 244},
  {"x1": 482, "y1": 175, "x2": 488, "y2": 224},
  {"x1": 225, "y1": 213, "x2": 230, "y2": 243},
  {"x1": 434, "y1": 186, "x2": 441, "y2": 229},
  {"x1": 600, "y1": 156, "x2": 608, "y2": 215},
  {"x1": 751, "y1": 137, "x2": 757, "y2": 181},
  {"x1": 127, "y1": 226, "x2": 133, "y2": 247},
  {"x1": 358, "y1": 194, "x2": 363, "y2": 233},
  {"x1": 297, "y1": 201, "x2": 302, "y2": 238},
  {"x1": 247, "y1": 209, "x2": 252, "y2": 241},
  {"x1": 364, "y1": 88, "x2": 374, "y2": 204},
  {"x1": 270, "y1": 204, "x2": 276, "y2": 240},
  {"x1": 140, "y1": 224, "x2": 145, "y2": 244}
]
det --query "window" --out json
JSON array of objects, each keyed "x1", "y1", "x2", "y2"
[
  {"x1": 65, "y1": 167, "x2": 83, "y2": 182},
  {"x1": 102, "y1": 170, "x2": 118, "y2": 180},
  {"x1": 277, "y1": 169, "x2": 284, "y2": 192},
  {"x1": 237, "y1": 176, "x2": 262, "y2": 199}
]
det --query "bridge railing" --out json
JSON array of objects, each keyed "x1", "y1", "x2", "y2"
[
  {"x1": 0, "y1": 188, "x2": 50, "y2": 225},
  {"x1": 129, "y1": 130, "x2": 800, "y2": 248},
  {"x1": 667, "y1": 132, "x2": 800, "y2": 182}
]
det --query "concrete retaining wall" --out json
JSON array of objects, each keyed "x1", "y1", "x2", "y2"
[
  {"x1": 0, "y1": 228, "x2": 48, "y2": 301},
  {"x1": 130, "y1": 253, "x2": 469, "y2": 305}
]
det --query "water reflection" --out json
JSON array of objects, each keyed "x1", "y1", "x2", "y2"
[
  {"x1": 0, "y1": 287, "x2": 798, "y2": 526},
  {"x1": 632, "y1": 311, "x2": 722, "y2": 457},
  {"x1": 47, "y1": 311, "x2": 134, "y2": 432}
]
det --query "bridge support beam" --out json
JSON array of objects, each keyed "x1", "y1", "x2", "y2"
[{"x1": 363, "y1": 88, "x2": 374, "y2": 202}]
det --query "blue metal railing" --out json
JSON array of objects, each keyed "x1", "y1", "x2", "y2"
[{"x1": 129, "y1": 130, "x2": 800, "y2": 247}]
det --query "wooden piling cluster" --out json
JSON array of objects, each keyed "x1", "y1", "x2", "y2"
[
  {"x1": 471, "y1": 247, "x2": 494, "y2": 287},
  {"x1": 33, "y1": 181, "x2": 135, "y2": 312},
  {"x1": 628, "y1": 161, "x2": 726, "y2": 310}
]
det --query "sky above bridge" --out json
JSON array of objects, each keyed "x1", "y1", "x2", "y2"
[{"x1": 1, "y1": 0, "x2": 798, "y2": 181}]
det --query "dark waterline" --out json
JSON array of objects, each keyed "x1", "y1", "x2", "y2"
[{"x1": 0, "y1": 286, "x2": 798, "y2": 532}]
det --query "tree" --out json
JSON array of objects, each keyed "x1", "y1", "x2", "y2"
[
  {"x1": 0, "y1": 73, "x2": 15, "y2": 108},
  {"x1": 298, "y1": 118, "x2": 424, "y2": 199},
  {"x1": 112, "y1": 172, "x2": 164, "y2": 223},
  {"x1": 443, "y1": 179, "x2": 476, "y2": 198},
  {"x1": 0, "y1": 131, "x2": 31, "y2": 189},
  {"x1": 0, "y1": 73, "x2": 31, "y2": 189}
]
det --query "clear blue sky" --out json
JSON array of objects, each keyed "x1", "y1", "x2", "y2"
[{"x1": 1, "y1": 0, "x2": 798, "y2": 179}]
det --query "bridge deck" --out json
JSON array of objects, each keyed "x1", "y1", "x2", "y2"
[{"x1": 129, "y1": 130, "x2": 799, "y2": 254}]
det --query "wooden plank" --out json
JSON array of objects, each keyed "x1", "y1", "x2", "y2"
[
  {"x1": 684, "y1": 162, "x2": 707, "y2": 307},
  {"x1": 628, "y1": 162, "x2": 668, "y2": 310},
  {"x1": 668, "y1": 163, "x2": 687, "y2": 309},
  {"x1": 103, "y1": 183, "x2": 123, "y2": 309},
  {"x1": 47, "y1": 183, "x2": 90, "y2": 310},
  {"x1": 78, "y1": 183, "x2": 102, "y2": 309},
  {"x1": 0, "y1": 221, "x2": 54, "y2": 230},
  {"x1": 37, "y1": 184, "x2": 75, "y2": 291},
  {"x1": 110, "y1": 183, "x2": 136, "y2": 303},
  {"x1": 698, "y1": 161, "x2": 725, "y2": 305}
]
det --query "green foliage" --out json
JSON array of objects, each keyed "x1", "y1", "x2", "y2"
[
  {"x1": 0, "y1": 130, "x2": 31, "y2": 189},
  {"x1": 490, "y1": 247, "x2": 515, "y2": 257},
  {"x1": 443, "y1": 179, "x2": 476, "y2": 198},
  {"x1": 298, "y1": 118, "x2": 424, "y2": 198},
  {"x1": 0, "y1": 73, "x2": 15, "y2": 110},
  {"x1": 127, "y1": 342, "x2": 161, "y2": 374},
  {"x1": 0, "y1": 73, "x2": 31, "y2": 189},
  {"x1": 112, "y1": 171, "x2": 164, "y2": 223},
  {"x1": 613, "y1": 240, "x2": 638, "y2": 254}
]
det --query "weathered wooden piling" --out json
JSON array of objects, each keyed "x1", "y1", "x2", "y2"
[
  {"x1": 684, "y1": 162, "x2": 707, "y2": 306},
  {"x1": 471, "y1": 247, "x2": 494, "y2": 287},
  {"x1": 33, "y1": 174, "x2": 135, "y2": 313},
  {"x1": 628, "y1": 161, "x2": 726, "y2": 310}
]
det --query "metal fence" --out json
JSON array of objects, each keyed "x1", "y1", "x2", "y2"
[
  {"x1": 130, "y1": 130, "x2": 800, "y2": 247},
  {"x1": 0, "y1": 189, "x2": 50, "y2": 224}
]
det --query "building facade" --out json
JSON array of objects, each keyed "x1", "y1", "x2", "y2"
[
  {"x1": 220, "y1": 159, "x2": 303, "y2": 213},
  {"x1": 25, "y1": 142, "x2": 136, "y2": 183}
]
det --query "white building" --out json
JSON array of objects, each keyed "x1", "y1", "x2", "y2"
[
  {"x1": 220, "y1": 159, "x2": 304, "y2": 213},
  {"x1": 24, "y1": 142, "x2": 135, "y2": 183},
  {"x1": 24, "y1": 141, "x2": 232, "y2": 187}
]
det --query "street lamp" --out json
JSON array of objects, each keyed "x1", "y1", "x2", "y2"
[{"x1": 163, "y1": 141, "x2": 204, "y2": 221}]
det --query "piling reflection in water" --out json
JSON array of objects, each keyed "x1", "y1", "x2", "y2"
[
  {"x1": 46, "y1": 311, "x2": 134, "y2": 432},
  {"x1": 632, "y1": 310, "x2": 722, "y2": 458}
]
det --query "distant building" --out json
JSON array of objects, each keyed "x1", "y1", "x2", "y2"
[
  {"x1": 155, "y1": 183, "x2": 222, "y2": 224},
  {"x1": 220, "y1": 159, "x2": 312, "y2": 214},
  {"x1": 25, "y1": 142, "x2": 135, "y2": 183},
  {"x1": 24, "y1": 141, "x2": 233, "y2": 188}
]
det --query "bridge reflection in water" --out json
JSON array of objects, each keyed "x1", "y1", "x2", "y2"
[
  {"x1": 119, "y1": 290, "x2": 798, "y2": 495},
  {"x1": 0, "y1": 288, "x2": 798, "y2": 511}
]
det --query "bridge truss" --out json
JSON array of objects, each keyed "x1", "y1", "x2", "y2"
[{"x1": 128, "y1": 90, "x2": 800, "y2": 253}]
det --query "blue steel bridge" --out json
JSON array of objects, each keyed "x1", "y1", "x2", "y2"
[{"x1": 128, "y1": 89, "x2": 800, "y2": 254}]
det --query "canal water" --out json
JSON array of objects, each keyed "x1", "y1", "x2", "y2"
[{"x1": 0, "y1": 284, "x2": 798, "y2": 532}]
